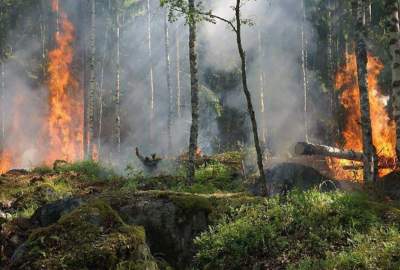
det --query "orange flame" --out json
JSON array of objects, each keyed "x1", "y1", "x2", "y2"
[
  {"x1": 46, "y1": 0, "x2": 83, "y2": 163},
  {"x1": 328, "y1": 53, "x2": 396, "y2": 181}
]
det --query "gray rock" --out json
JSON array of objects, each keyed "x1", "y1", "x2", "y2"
[
  {"x1": 30, "y1": 197, "x2": 83, "y2": 227},
  {"x1": 265, "y1": 163, "x2": 335, "y2": 195}
]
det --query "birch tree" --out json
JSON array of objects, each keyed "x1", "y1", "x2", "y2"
[
  {"x1": 386, "y1": 0, "x2": 400, "y2": 159},
  {"x1": 164, "y1": 9, "x2": 173, "y2": 154},
  {"x1": 88, "y1": 0, "x2": 96, "y2": 159},
  {"x1": 353, "y1": 0, "x2": 377, "y2": 182}
]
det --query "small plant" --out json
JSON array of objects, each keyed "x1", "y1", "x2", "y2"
[{"x1": 55, "y1": 160, "x2": 118, "y2": 182}]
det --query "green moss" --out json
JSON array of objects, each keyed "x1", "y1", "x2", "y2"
[
  {"x1": 55, "y1": 160, "x2": 118, "y2": 182},
  {"x1": 194, "y1": 190, "x2": 400, "y2": 269},
  {"x1": 14, "y1": 200, "x2": 158, "y2": 270}
]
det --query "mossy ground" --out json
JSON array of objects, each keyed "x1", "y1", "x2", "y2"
[
  {"x1": 0, "y1": 157, "x2": 399, "y2": 270},
  {"x1": 11, "y1": 200, "x2": 158, "y2": 270}
]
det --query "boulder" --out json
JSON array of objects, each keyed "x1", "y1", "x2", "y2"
[
  {"x1": 10, "y1": 200, "x2": 158, "y2": 270},
  {"x1": 265, "y1": 163, "x2": 336, "y2": 195},
  {"x1": 103, "y1": 191, "x2": 213, "y2": 269},
  {"x1": 30, "y1": 197, "x2": 83, "y2": 227},
  {"x1": 381, "y1": 172, "x2": 400, "y2": 200}
]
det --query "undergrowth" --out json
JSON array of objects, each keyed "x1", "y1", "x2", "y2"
[{"x1": 194, "y1": 190, "x2": 400, "y2": 270}]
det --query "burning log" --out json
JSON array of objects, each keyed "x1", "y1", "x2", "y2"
[{"x1": 294, "y1": 142, "x2": 363, "y2": 161}]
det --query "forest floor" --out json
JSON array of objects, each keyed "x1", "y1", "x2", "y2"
[{"x1": 0, "y1": 155, "x2": 399, "y2": 269}]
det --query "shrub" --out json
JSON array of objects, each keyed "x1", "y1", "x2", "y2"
[{"x1": 194, "y1": 190, "x2": 400, "y2": 269}]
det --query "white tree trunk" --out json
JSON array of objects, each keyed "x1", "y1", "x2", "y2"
[
  {"x1": 88, "y1": 0, "x2": 96, "y2": 159},
  {"x1": 114, "y1": 13, "x2": 121, "y2": 155},
  {"x1": 147, "y1": 0, "x2": 155, "y2": 144},
  {"x1": 301, "y1": 0, "x2": 309, "y2": 142},
  {"x1": 257, "y1": 30, "x2": 267, "y2": 145},
  {"x1": 164, "y1": 11, "x2": 173, "y2": 154},
  {"x1": 176, "y1": 25, "x2": 181, "y2": 118}
]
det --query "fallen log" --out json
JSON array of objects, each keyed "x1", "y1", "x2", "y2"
[{"x1": 294, "y1": 142, "x2": 363, "y2": 161}]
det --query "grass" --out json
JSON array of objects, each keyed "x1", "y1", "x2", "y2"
[{"x1": 194, "y1": 190, "x2": 400, "y2": 269}]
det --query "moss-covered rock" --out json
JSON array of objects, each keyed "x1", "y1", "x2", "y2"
[
  {"x1": 10, "y1": 200, "x2": 158, "y2": 270},
  {"x1": 101, "y1": 190, "x2": 261, "y2": 269}
]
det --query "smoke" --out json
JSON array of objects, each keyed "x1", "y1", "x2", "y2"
[
  {"x1": 198, "y1": 0, "x2": 318, "y2": 155},
  {"x1": 0, "y1": 0, "x2": 321, "y2": 172}
]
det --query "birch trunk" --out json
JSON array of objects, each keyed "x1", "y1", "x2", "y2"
[
  {"x1": 235, "y1": 0, "x2": 267, "y2": 193},
  {"x1": 187, "y1": 0, "x2": 200, "y2": 184},
  {"x1": 301, "y1": 0, "x2": 309, "y2": 142},
  {"x1": 387, "y1": 0, "x2": 400, "y2": 159},
  {"x1": 147, "y1": 0, "x2": 155, "y2": 144},
  {"x1": 176, "y1": 25, "x2": 181, "y2": 118},
  {"x1": 114, "y1": 13, "x2": 121, "y2": 155},
  {"x1": 257, "y1": 30, "x2": 266, "y2": 145},
  {"x1": 164, "y1": 11, "x2": 173, "y2": 155},
  {"x1": 327, "y1": 0, "x2": 334, "y2": 115},
  {"x1": 354, "y1": 0, "x2": 377, "y2": 182},
  {"x1": 88, "y1": 0, "x2": 96, "y2": 160},
  {"x1": 0, "y1": 58, "x2": 4, "y2": 146}
]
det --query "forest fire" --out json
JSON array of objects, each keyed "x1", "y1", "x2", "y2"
[
  {"x1": 0, "y1": 0, "x2": 83, "y2": 173},
  {"x1": 328, "y1": 53, "x2": 397, "y2": 181},
  {"x1": 47, "y1": 0, "x2": 83, "y2": 162}
]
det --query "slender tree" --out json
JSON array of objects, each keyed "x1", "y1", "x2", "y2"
[
  {"x1": 147, "y1": 0, "x2": 155, "y2": 145},
  {"x1": 88, "y1": 0, "x2": 96, "y2": 159},
  {"x1": 114, "y1": 10, "x2": 121, "y2": 155},
  {"x1": 353, "y1": 0, "x2": 377, "y2": 182},
  {"x1": 175, "y1": 25, "x2": 181, "y2": 118},
  {"x1": 257, "y1": 30, "x2": 266, "y2": 146},
  {"x1": 387, "y1": 0, "x2": 400, "y2": 159},
  {"x1": 164, "y1": 9, "x2": 173, "y2": 155},
  {"x1": 301, "y1": 0, "x2": 309, "y2": 142},
  {"x1": 187, "y1": 0, "x2": 200, "y2": 184}
]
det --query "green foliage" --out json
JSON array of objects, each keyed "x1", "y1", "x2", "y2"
[
  {"x1": 55, "y1": 160, "x2": 118, "y2": 182},
  {"x1": 30, "y1": 165, "x2": 53, "y2": 175},
  {"x1": 194, "y1": 190, "x2": 400, "y2": 269}
]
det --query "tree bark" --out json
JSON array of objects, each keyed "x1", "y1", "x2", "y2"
[
  {"x1": 176, "y1": 25, "x2": 181, "y2": 118},
  {"x1": 0, "y1": 58, "x2": 4, "y2": 147},
  {"x1": 387, "y1": 1, "x2": 400, "y2": 160},
  {"x1": 88, "y1": 0, "x2": 96, "y2": 160},
  {"x1": 257, "y1": 30, "x2": 267, "y2": 145},
  {"x1": 147, "y1": 0, "x2": 155, "y2": 145},
  {"x1": 354, "y1": 0, "x2": 377, "y2": 182},
  {"x1": 187, "y1": 0, "x2": 200, "y2": 184},
  {"x1": 164, "y1": 10, "x2": 173, "y2": 155},
  {"x1": 294, "y1": 142, "x2": 363, "y2": 161},
  {"x1": 114, "y1": 12, "x2": 121, "y2": 155},
  {"x1": 234, "y1": 0, "x2": 267, "y2": 193},
  {"x1": 301, "y1": 0, "x2": 309, "y2": 142}
]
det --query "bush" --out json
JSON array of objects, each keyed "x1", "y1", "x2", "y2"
[
  {"x1": 55, "y1": 160, "x2": 118, "y2": 182},
  {"x1": 194, "y1": 190, "x2": 400, "y2": 269}
]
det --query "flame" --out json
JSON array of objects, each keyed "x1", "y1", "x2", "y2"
[
  {"x1": 328, "y1": 53, "x2": 396, "y2": 181},
  {"x1": 46, "y1": 0, "x2": 83, "y2": 162}
]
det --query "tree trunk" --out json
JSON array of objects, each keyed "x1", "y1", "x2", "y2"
[
  {"x1": 235, "y1": 0, "x2": 267, "y2": 194},
  {"x1": 176, "y1": 25, "x2": 182, "y2": 119},
  {"x1": 387, "y1": 1, "x2": 400, "y2": 160},
  {"x1": 365, "y1": 0, "x2": 372, "y2": 26},
  {"x1": 257, "y1": 30, "x2": 267, "y2": 145},
  {"x1": 0, "y1": 58, "x2": 4, "y2": 147},
  {"x1": 187, "y1": 0, "x2": 200, "y2": 184},
  {"x1": 301, "y1": 0, "x2": 309, "y2": 142},
  {"x1": 294, "y1": 142, "x2": 363, "y2": 161},
  {"x1": 164, "y1": 10, "x2": 173, "y2": 155},
  {"x1": 88, "y1": 0, "x2": 96, "y2": 160},
  {"x1": 354, "y1": 0, "x2": 377, "y2": 182},
  {"x1": 114, "y1": 13, "x2": 121, "y2": 155},
  {"x1": 327, "y1": 0, "x2": 334, "y2": 115},
  {"x1": 147, "y1": 0, "x2": 155, "y2": 145}
]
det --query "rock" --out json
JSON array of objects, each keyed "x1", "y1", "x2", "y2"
[
  {"x1": 3, "y1": 169, "x2": 29, "y2": 176},
  {"x1": 11, "y1": 200, "x2": 159, "y2": 270},
  {"x1": 381, "y1": 172, "x2": 400, "y2": 200},
  {"x1": 105, "y1": 191, "x2": 212, "y2": 269},
  {"x1": 30, "y1": 197, "x2": 83, "y2": 227},
  {"x1": 265, "y1": 163, "x2": 336, "y2": 195},
  {"x1": 53, "y1": 160, "x2": 69, "y2": 170}
]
